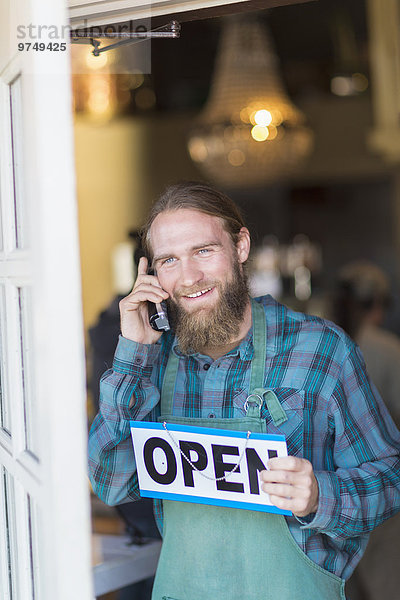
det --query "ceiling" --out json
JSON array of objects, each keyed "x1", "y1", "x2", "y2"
[{"x1": 145, "y1": 0, "x2": 369, "y2": 111}]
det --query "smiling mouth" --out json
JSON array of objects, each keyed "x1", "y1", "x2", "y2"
[{"x1": 182, "y1": 287, "x2": 214, "y2": 299}]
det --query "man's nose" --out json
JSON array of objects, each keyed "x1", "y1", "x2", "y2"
[{"x1": 179, "y1": 259, "x2": 203, "y2": 288}]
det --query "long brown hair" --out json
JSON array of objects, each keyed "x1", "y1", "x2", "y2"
[{"x1": 141, "y1": 181, "x2": 246, "y2": 258}]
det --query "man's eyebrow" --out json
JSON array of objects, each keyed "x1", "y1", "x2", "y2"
[
  {"x1": 192, "y1": 241, "x2": 222, "y2": 251},
  {"x1": 152, "y1": 253, "x2": 174, "y2": 267},
  {"x1": 152, "y1": 242, "x2": 222, "y2": 266}
]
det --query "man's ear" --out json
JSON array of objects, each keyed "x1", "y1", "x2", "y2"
[{"x1": 236, "y1": 227, "x2": 251, "y2": 264}]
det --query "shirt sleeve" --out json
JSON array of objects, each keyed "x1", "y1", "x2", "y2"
[
  {"x1": 88, "y1": 335, "x2": 162, "y2": 506},
  {"x1": 301, "y1": 344, "x2": 400, "y2": 539}
]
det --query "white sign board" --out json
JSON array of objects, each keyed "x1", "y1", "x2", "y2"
[{"x1": 130, "y1": 422, "x2": 291, "y2": 516}]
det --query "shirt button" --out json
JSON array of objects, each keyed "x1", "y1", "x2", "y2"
[
  {"x1": 134, "y1": 358, "x2": 142, "y2": 364},
  {"x1": 208, "y1": 413, "x2": 216, "y2": 418},
  {"x1": 203, "y1": 363, "x2": 211, "y2": 371}
]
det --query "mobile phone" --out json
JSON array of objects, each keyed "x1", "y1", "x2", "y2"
[{"x1": 147, "y1": 269, "x2": 170, "y2": 332}]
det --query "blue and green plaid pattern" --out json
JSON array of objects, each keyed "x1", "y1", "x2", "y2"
[{"x1": 88, "y1": 296, "x2": 400, "y2": 579}]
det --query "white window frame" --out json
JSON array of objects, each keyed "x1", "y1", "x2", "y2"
[{"x1": 0, "y1": 1, "x2": 93, "y2": 599}]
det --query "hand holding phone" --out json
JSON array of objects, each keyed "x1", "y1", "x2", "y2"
[
  {"x1": 147, "y1": 300, "x2": 170, "y2": 331},
  {"x1": 119, "y1": 257, "x2": 169, "y2": 344},
  {"x1": 147, "y1": 270, "x2": 170, "y2": 332}
]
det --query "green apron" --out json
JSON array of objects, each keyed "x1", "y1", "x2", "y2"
[{"x1": 152, "y1": 300, "x2": 346, "y2": 600}]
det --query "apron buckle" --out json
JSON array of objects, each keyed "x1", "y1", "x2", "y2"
[{"x1": 244, "y1": 394, "x2": 263, "y2": 415}]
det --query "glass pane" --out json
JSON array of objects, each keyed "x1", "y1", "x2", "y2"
[
  {"x1": 0, "y1": 285, "x2": 11, "y2": 435},
  {"x1": 9, "y1": 76, "x2": 26, "y2": 250},
  {"x1": 18, "y1": 287, "x2": 37, "y2": 458},
  {"x1": 3, "y1": 468, "x2": 15, "y2": 599},
  {"x1": 27, "y1": 495, "x2": 38, "y2": 599}
]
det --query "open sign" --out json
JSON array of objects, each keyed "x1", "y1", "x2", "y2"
[{"x1": 130, "y1": 422, "x2": 290, "y2": 515}]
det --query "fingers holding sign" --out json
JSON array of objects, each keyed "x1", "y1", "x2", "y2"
[{"x1": 260, "y1": 456, "x2": 319, "y2": 518}]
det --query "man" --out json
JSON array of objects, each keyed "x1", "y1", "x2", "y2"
[{"x1": 89, "y1": 182, "x2": 400, "y2": 600}]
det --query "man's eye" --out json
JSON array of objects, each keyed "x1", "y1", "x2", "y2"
[
  {"x1": 162, "y1": 257, "x2": 175, "y2": 265},
  {"x1": 198, "y1": 248, "x2": 210, "y2": 255}
]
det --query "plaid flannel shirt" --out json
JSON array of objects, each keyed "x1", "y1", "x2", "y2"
[{"x1": 88, "y1": 296, "x2": 400, "y2": 579}]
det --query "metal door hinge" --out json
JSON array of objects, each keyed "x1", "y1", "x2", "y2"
[{"x1": 70, "y1": 20, "x2": 181, "y2": 56}]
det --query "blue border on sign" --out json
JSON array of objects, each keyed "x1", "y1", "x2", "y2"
[
  {"x1": 130, "y1": 421, "x2": 286, "y2": 442},
  {"x1": 139, "y1": 489, "x2": 292, "y2": 516}
]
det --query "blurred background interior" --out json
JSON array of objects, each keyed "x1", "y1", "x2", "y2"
[
  {"x1": 73, "y1": 0, "x2": 400, "y2": 358},
  {"x1": 71, "y1": 1, "x2": 400, "y2": 597}
]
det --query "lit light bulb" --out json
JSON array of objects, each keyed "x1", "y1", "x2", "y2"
[
  {"x1": 251, "y1": 125, "x2": 269, "y2": 142},
  {"x1": 254, "y1": 109, "x2": 272, "y2": 127},
  {"x1": 85, "y1": 51, "x2": 108, "y2": 70}
]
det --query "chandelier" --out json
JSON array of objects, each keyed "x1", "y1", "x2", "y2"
[{"x1": 188, "y1": 17, "x2": 313, "y2": 188}]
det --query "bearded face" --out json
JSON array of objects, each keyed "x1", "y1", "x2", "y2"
[
  {"x1": 166, "y1": 254, "x2": 249, "y2": 355},
  {"x1": 149, "y1": 208, "x2": 251, "y2": 355}
]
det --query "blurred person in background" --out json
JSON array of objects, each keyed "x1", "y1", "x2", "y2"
[
  {"x1": 332, "y1": 261, "x2": 400, "y2": 600},
  {"x1": 332, "y1": 261, "x2": 400, "y2": 428}
]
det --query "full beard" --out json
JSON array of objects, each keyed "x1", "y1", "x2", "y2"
[{"x1": 166, "y1": 260, "x2": 249, "y2": 355}]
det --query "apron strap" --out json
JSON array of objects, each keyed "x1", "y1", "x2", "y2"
[
  {"x1": 249, "y1": 299, "x2": 267, "y2": 390},
  {"x1": 161, "y1": 347, "x2": 179, "y2": 415},
  {"x1": 246, "y1": 301, "x2": 287, "y2": 426},
  {"x1": 251, "y1": 388, "x2": 288, "y2": 426}
]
